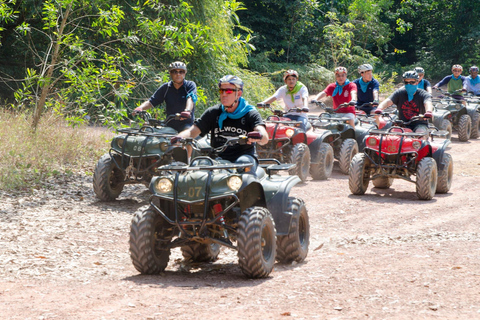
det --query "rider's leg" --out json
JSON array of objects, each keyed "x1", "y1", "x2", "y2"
[{"x1": 235, "y1": 154, "x2": 258, "y2": 174}]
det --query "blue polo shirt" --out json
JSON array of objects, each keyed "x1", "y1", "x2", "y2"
[{"x1": 149, "y1": 80, "x2": 197, "y2": 131}]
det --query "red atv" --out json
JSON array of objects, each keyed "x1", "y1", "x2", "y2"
[
  {"x1": 256, "y1": 104, "x2": 334, "y2": 182},
  {"x1": 349, "y1": 116, "x2": 452, "y2": 200}
]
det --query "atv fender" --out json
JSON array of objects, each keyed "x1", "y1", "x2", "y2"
[
  {"x1": 340, "y1": 127, "x2": 356, "y2": 140},
  {"x1": 265, "y1": 175, "x2": 302, "y2": 236},
  {"x1": 237, "y1": 180, "x2": 267, "y2": 212},
  {"x1": 308, "y1": 138, "x2": 324, "y2": 164},
  {"x1": 432, "y1": 140, "x2": 451, "y2": 171},
  {"x1": 432, "y1": 109, "x2": 449, "y2": 129}
]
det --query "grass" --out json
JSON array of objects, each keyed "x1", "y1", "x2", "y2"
[{"x1": 0, "y1": 110, "x2": 114, "y2": 191}]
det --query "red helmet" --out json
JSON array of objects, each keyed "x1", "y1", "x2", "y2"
[{"x1": 283, "y1": 69, "x2": 299, "y2": 81}]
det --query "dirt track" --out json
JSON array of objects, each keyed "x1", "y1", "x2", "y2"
[{"x1": 1, "y1": 120, "x2": 480, "y2": 319}]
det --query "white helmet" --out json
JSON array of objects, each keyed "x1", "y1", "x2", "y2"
[
  {"x1": 358, "y1": 64, "x2": 373, "y2": 73},
  {"x1": 168, "y1": 61, "x2": 187, "y2": 72}
]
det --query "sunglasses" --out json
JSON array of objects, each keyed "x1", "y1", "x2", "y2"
[
  {"x1": 170, "y1": 70, "x2": 186, "y2": 75},
  {"x1": 452, "y1": 69, "x2": 462, "y2": 72},
  {"x1": 404, "y1": 81, "x2": 416, "y2": 85},
  {"x1": 219, "y1": 88, "x2": 238, "y2": 94}
]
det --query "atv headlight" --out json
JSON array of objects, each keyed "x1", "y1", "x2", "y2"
[
  {"x1": 412, "y1": 140, "x2": 421, "y2": 150},
  {"x1": 159, "y1": 141, "x2": 168, "y2": 152},
  {"x1": 455, "y1": 104, "x2": 461, "y2": 110},
  {"x1": 367, "y1": 137, "x2": 377, "y2": 147},
  {"x1": 117, "y1": 138, "x2": 125, "y2": 149},
  {"x1": 155, "y1": 178, "x2": 173, "y2": 193},
  {"x1": 285, "y1": 128, "x2": 295, "y2": 137},
  {"x1": 227, "y1": 176, "x2": 242, "y2": 191}
]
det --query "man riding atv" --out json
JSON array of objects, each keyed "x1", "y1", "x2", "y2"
[
  {"x1": 374, "y1": 70, "x2": 434, "y2": 133},
  {"x1": 260, "y1": 69, "x2": 310, "y2": 131},
  {"x1": 353, "y1": 63, "x2": 380, "y2": 115},
  {"x1": 312, "y1": 66, "x2": 358, "y2": 128},
  {"x1": 133, "y1": 61, "x2": 197, "y2": 132},
  {"x1": 174, "y1": 75, "x2": 268, "y2": 172}
]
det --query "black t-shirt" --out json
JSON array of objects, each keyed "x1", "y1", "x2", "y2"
[
  {"x1": 194, "y1": 104, "x2": 265, "y2": 162},
  {"x1": 389, "y1": 88, "x2": 432, "y2": 122},
  {"x1": 149, "y1": 80, "x2": 197, "y2": 131}
]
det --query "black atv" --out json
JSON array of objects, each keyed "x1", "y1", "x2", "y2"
[
  {"x1": 129, "y1": 136, "x2": 310, "y2": 278},
  {"x1": 93, "y1": 112, "x2": 209, "y2": 201}
]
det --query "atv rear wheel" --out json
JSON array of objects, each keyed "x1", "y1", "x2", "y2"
[
  {"x1": 129, "y1": 207, "x2": 173, "y2": 274},
  {"x1": 237, "y1": 207, "x2": 276, "y2": 278},
  {"x1": 349, "y1": 153, "x2": 371, "y2": 195},
  {"x1": 310, "y1": 142, "x2": 334, "y2": 180},
  {"x1": 457, "y1": 114, "x2": 472, "y2": 142},
  {"x1": 440, "y1": 119, "x2": 452, "y2": 140},
  {"x1": 416, "y1": 157, "x2": 438, "y2": 200},
  {"x1": 93, "y1": 154, "x2": 125, "y2": 201},
  {"x1": 288, "y1": 143, "x2": 310, "y2": 182},
  {"x1": 181, "y1": 242, "x2": 220, "y2": 262},
  {"x1": 469, "y1": 111, "x2": 480, "y2": 139},
  {"x1": 338, "y1": 138, "x2": 359, "y2": 175},
  {"x1": 436, "y1": 153, "x2": 453, "y2": 194},
  {"x1": 276, "y1": 198, "x2": 309, "y2": 264},
  {"x1": 372, "y1": 177, "x2": 393, "y2": 189}
]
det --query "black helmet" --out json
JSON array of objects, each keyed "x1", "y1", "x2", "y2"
[
  {"x1": 168, "y1": 61, "x2": 187, "y2": 72},
  {"x1": 414, "y1": 67, "x2": 425, "y2": 74},
  {"x1": 218, "y1": 75, "x2": 243, "y2": 90},
  {"x1": 402, "y1": 70, "x2": 419, "y2": 80}
]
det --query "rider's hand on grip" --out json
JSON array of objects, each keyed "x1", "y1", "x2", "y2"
[
  {"x1": 424, "y1": 111, "x2": 433, "y2": 119},
  {"x1": 372, "y1": 100, "x2": 379, "y2": 107},
  {"x1": 180, "y1": 111, "x2": 191, "y2": 119},
  {"x1": 310, "y1": 99, "x2": 317, "y2": 104},
  {"x1": 348, "y1": 101, "x2": 357, "y2": 106},
  {"x1": 170, "y1": 136, "x2": 184, "y2": 145},
  {"x1": 301, "y1": 107, "x2": 309, "y2": 112},
  {"x1": 247, "y1": 131, "x2": 262, "y2": 141},
  {"x1": 374, "y1": 109, "x2": 383, "y2": 115},
  {"x1": 132, "y1": 107, "x2": 143, "y2": 115}
]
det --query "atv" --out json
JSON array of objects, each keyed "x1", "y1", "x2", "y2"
[
  {"x1": 129, "y1": 136, "x2": 310, "y2": 278},
  {"x1": 464, "y1": 93, "x2": 480, "y2": 139},
  {"x1": 93, "y1": 111, "x2": 209, "y2": 201},
  {"x1": 308, "y1": 101, "x2": 360, "y2": 175},
  {"x1": 256, "y1": 104, "x2": 334, "y2": 182},
  {"x1": 431, "y1": 88, "x2": 479, "y2": 141},
  {"x1": 349, "y1": 116, "x2": 452, "y2": 200}
]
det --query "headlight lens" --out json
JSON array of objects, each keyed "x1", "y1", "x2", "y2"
[
  {"x1": 159, "y1": 141, "x2": 168, "y2": 152},
  {"x1": 155, "y1": 178, "x2": 173, "y2": 193},
  {"x1": 367, "y1": 137, "x2": 377, "y2": 146},
  {"x1": 412, "y1": 140, "x2": 421, "y2": 150},
  {"x1": 117, "y1": 138, "x2": 124, "y2": 148},
  {"x1": 455, "y1": 104, "x2": 461, "y2": 110},
  {"x1": 285, "y1": 129, "x2": 295, "y2": 137},
  {"x1": 227, "y1": 176, "x2": 242, "y2": 191}
]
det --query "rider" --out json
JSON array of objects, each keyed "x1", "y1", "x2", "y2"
[
  {"x1": 174, "y1": 75, "x2": 268, "y2": 173},
  {"x1": 375, "y1": 70, "x2": 433, "y2": 133},
  {"x1": 312, "y1": 66, "x2": 358, "y2": 128},
  {"x1": 432, "y1": 64, "x2": 466, "y2": 99},
  {"x1": 463, "y1": 65, "x2": 480, "y2": 96},
  {"x1": 260, "y1": 69, "x2": 310, "y2": 131},
  {"x1": 414, "y1": 67, "x2": 432, "y2": 94},
  {"x1": 133, "y1": 61, "x2": 197, "y2": 132},
  {"x1": 353, "y1": 63, "x2": 380, "y2": 115}
]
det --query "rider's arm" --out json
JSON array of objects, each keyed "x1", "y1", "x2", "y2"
[
  {"x1": 314, "y1": 91, "x2": 327, "y2": 101},
  {"x1": 377, "y1": 98, "x2": 393, "y2": 111},
  {"x1": 424, "y1": 100, "x2": 433, "y2": 113},
  {"x1": 253, "y1": 125, "x2": 269, "y2": 145},
  {"x1": 261, "y1": 96, "x2": 277, "y2": 105},
  {"x1": 178, "y1": 124, "x2": 201, "y2": 139},
  {"x1": 185, "y1": 97, "x2": 194, "y2": 112},
  {"x1": 350, "y1": 89, "x2": 358, "y2": 103},
  {"x1": 133, "y1": 100, "x2": 153, "y2": 114},
  {"x1": 373, "y1": 89, "x2": 379, "y2": 102}
]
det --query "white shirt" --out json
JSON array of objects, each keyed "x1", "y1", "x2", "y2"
[
  {"x1": 463, "y1": 76, "x2": 480, "y2": 95},
  {"x1": 273, "y1": 85, "x2": 309, "y2": 116}
]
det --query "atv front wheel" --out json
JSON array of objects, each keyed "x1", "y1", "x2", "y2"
[
  {"x1": 457, "y1": 114, "x2": 472, "y2": 142},
  {"x1": 93, "y1": 154, "x2": 125, "y2": 201},
  {"x1": 338, "y1": 138, "x2": 359, "y2": 175},
  {"x1": 372, "y1": 177, "x2": 393, "y2": 189},
  {"x1": 349, "y1": 153, "x2": 371, "y2": 195},
  {"x1": 309, "y1": 142, "x2": 334, "y2": 180},
  {"x1": 469, "y1": 111, "x2": 480, "y2": 139},
  {"x1": 288, "y1": 143, "x2": 311, "y2": 182},
  {"x1": 181, "y1": 242, "x2": 220, "y2": 262},
  {"x1": 276, "y1": 198, "x2": 309, "y2": 264},
  {"x1": 237, "y1": 207, "x2": 276, "y2": 278},
  {"x1": 416, "y1": 157, "x2": 438, "y2": 200},
  {"x1": 436, "y1": 153, "x2": 453, "y2": 194},
  {"x1": 440, "y1": 119, "x2": 452, "y2": 140},
  {"x1": 129, "y1": 207, "x2": 173, "y2": 274}
]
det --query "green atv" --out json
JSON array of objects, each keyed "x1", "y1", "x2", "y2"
[
  {"x1": 129, "y1": 136, "x2": 310, "y2": 278},
  {"x1": 93, "y1": 112, "x2": 209, "y2": 201}
]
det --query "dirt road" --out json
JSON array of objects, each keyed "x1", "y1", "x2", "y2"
[{"x1": 1, "y1": 127, "x2": 480, "y2": 319}]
